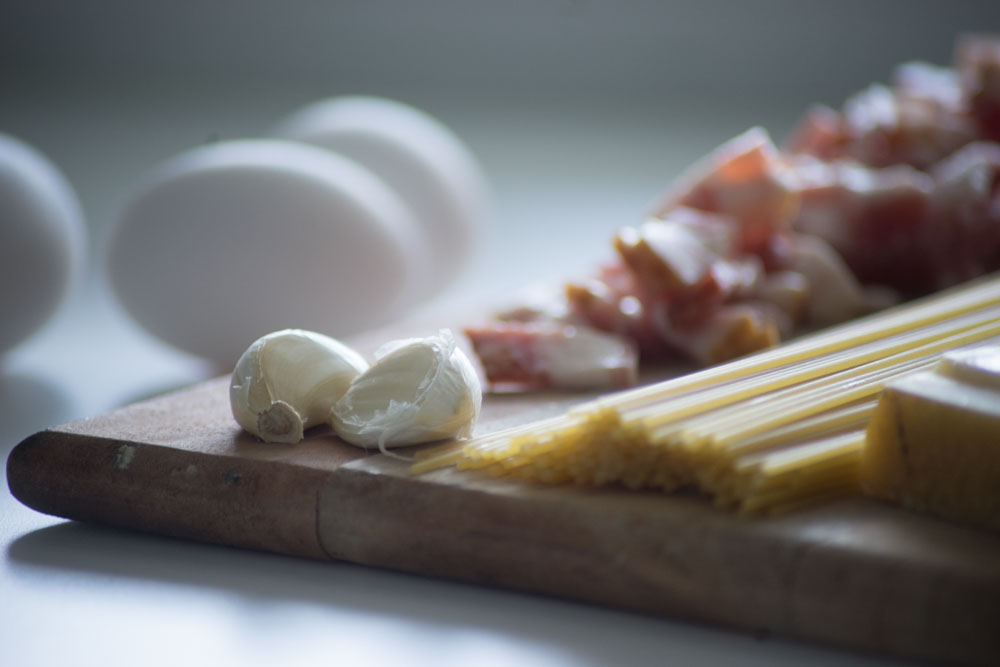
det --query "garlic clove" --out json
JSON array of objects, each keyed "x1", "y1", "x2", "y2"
[
  {"x1": 230, "y1": 329, "x2": 369, "y2": 443},
  {"x1": 330, "y1": 329, "x2": 482, "y2": 451}
]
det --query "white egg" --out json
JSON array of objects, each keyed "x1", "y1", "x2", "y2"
[
  {"x1": 0, "y1": 134, "x2": 87, "y2": 355},
  {"x1": 106, "y1": 139, "x2": 431, "y2": 367},
  {"x1": 274, "y1": 96, "x2": 491, "y2": 300}
]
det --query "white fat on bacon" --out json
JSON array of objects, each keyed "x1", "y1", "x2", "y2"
[
  {"x1": 463, "y1": 321, "x2": 638, "y2": 392},
  {"x1": 613, "y1": 208, "x2": 739, "y2": 293},
  {"x1": 574, "y1": 207, "x2": 791, "y2": 364},
  {"x1": 734, "y1": 272, "x2": 807, "y2": 338},
  {"x1": 782, "y1": 233, "x2": 897, "y2": 327},
  {"x1": 614, "y1": 219, "x2": 720, "y2": 290},
  {"x1": 651, "y1": 127, "x2": 799, "y2": 254}
]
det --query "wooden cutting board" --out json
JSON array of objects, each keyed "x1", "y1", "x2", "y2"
[{"x1": 7, "y1": 320, "x2": 1000, "y2": 665}]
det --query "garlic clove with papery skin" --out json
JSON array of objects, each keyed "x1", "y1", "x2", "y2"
[
  {"x1": 330, "y1": 329, "x2": 482, "y2": 452},
  {"x1": 230, "y1": 329, "x2": 369, "y2": 443}
]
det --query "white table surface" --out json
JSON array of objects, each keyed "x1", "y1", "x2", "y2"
[{"x1": 1, "y1": 78, "x2": 910, "y2": 666}]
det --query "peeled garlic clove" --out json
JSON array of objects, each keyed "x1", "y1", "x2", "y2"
[
  {"x1": 230, "y1": 329, "x2": 369, "y2": 443},
  {"x1": 330, "y1": 329, "x2": 482, "y2": 451}
]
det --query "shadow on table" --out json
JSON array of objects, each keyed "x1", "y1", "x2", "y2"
[{"x1": 3, "y1": 520, "x2": 883, "y2": 667}]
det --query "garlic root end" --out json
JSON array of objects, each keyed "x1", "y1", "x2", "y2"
[{"x1": 256, "y1": 401, "x2": 304, "y2": 444}]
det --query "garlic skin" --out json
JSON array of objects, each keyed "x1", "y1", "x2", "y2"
[
  {"x1": 230, "y1": 329, "x2": 369, "y2": 443},
  {"x1": 330, "y1": 330, "x2": 482, "y2": 451}
]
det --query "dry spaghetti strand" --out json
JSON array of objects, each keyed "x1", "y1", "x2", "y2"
[{"x1": 412, "y1": 276, "x2": 1000, "y2": 514}]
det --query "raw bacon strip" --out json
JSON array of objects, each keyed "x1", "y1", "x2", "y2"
[
  {"x1": 790, "y1": 157, "x2": 938, "y2": 295},
  {"x1": 566, "y1": 158, "x2": 803, "y2": 366},
  {"x1": 651, "y1": 303, "x2": 780, "y2": 366},
  {"x1": 465, "y1": 35, "x2": 1000, "y2": 392},
  {"x1": 840, "y1": 84, "x2": 900, "y2": 167},
  {"x1": 650, "y1": 127, "x2": 800, "y2": 255},
  {"x1": 791, "y1": 138, "x2": 1000, "y2": 297},
  {"x1": 564, "y1": 268, "x2": 663, "y2": 356},
  {"x1": 828, "y1": 79, "x2": 974, "y2": 170},
  {"x1": 612, "y1": 209, "x2": 756, "y2": 321},
  {"x1": 565, "y1": 271, "x2": 783, "y2": 367},
  {"x1": 614, "y1": 218, "x2": 725, "y2": 292},
  {"x1": 784, "y1": 105, "x2": 846, "y2": 160},
  {"x1": 927, "y1": 141, "x2": 1000, "y2": 281},
  {"x1": 463, "y1": 321, "x2": 639, "y2": 392},
  {"x1": 664, "y1": 255, "x2": 764, "y2": 330},
  {"x1": 565, "y1": 260, "x2": 786, "y2": 367},
  {"x1": 957, "y1": 35, "x2": 1000, "y2": 141},
  {"x1": 788, "y1": 61, "x2": 977, "y2": 170}
]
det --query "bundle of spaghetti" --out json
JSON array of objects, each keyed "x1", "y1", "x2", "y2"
[{"x1": 413, "y1": 276, "x2": 1000, "y2": 514}]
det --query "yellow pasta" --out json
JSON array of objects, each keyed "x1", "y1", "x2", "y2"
[{"x1": 413, "y1": 276, "x2": 1000, "y2": 514}]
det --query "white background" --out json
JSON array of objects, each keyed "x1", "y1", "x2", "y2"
[{"x1": 3, "y1": 2, "x2": 998, "y2": 665}]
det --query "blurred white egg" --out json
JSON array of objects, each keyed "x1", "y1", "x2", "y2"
[
  {"x1": 106, "y1": 139, "x2": 431, "y2": 367},
  {"x1": 274, "y1": 96, "x2": 491, "y2": 300},
  {"x1": 0, "y1": 133, "x2": 87, "y2": 355}
]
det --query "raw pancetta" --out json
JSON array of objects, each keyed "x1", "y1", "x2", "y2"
[{"x1": 466, "y1": 35, "x2": 1000, "y2": 391}]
